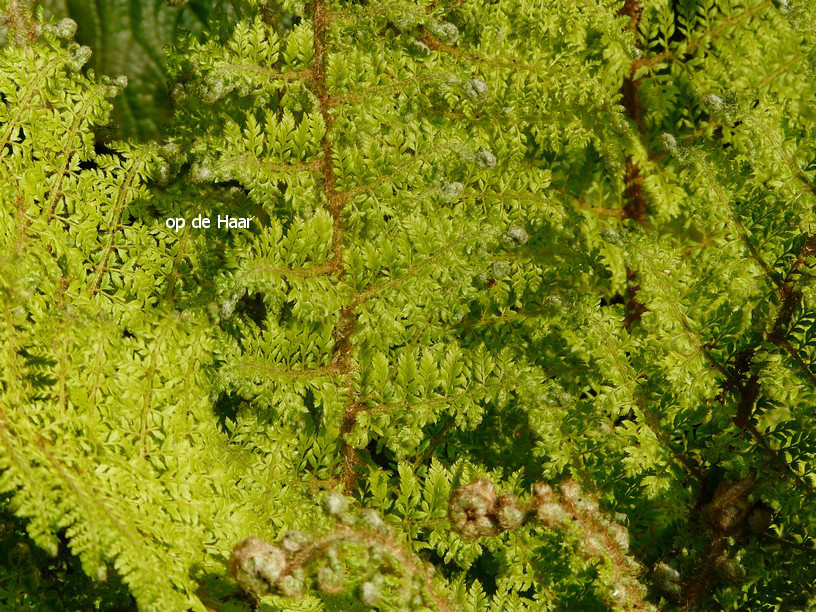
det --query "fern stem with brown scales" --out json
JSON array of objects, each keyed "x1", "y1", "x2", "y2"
[
  {"x1": 3, "y1": 0, "x2": 36, "y2": 47},
  {"x1": 618, "y1": 1, "x2": 648, "y2": 331},
  {"x1": 310, "y1": 0, "x2": 363, "y2": 492}
]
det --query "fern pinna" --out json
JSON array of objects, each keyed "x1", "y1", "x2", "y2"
[{"x1": 1, "y1": 0, "x2": 816, "y2": 609}]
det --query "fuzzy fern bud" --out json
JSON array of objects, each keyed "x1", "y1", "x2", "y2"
[
  {"x1": 323, "y1": 490, "x2": 349, "y2": 516},
  {"x1": 659, "y1": 132, "x2": 689, "y2": 163},
  {"x1": 199, "y1": 75, "x2": 226, "y2": 105},
  {"x1": 280, "y1": 529, "x2": 311, "y2": 553},
  {"x1": 54, "y1": 18, "x2": 77, "y2": 39},
  {"x1": 449, "y1": 480, "x2": 527, "y2": 538},
  {"x1": 505, "y1": 226, "x2": 529, "y2": 246},
  {"x1": 190, "y1": 161, "x2": 215, "y2": 184},
  {"x1": 439, "y1": 181, "x2": 463, "y2": 203},
  {"x1": 626, "y1": 43, "x2": 642, "y2": 59},
  {"x1": 475, "y1": 146, "x2": 498, "y2": 169},
  {"x1": 703, "y1": 93, "x2": 725, "y2": 115},
  {"x1": 229, "y1": 538, "x2": 288, "y2": 597},
  {"x1": 463, "y1": 78, "x2": 488, "y2": 101},
  {"x1": 360, "y1": 574, "x2": 384, "y2": 606},
  {"x1": 279, "y1": 569, "x2": 306, "y2": 598},
  {"x1": 496, "y1": 492, "x2": 525, "y2": 530},
  {"x1": 489, "y1": 261, "x2": 512, "y2": 279},
  {"x1": 533, "y1": 483, "x2": 568, "y2": 526},
  {"x1": 219, "y1": 290, "x2": 241, "y2": 318},
  {"x1": 153, "y1": 161, "x2": 171, "y2": 185},
  {"x1": 393, "y1": 12, "x2": 420, "y2": 32},
  {"x1": 104, "y1": 75, "x2": 128, "y2": 98},
  {"x1": 449, "y1": 479, "x2": 500, "y2": 539},
  {"x1": 169, "y1": 83, "x2": 189, "y2": 104},
  {"x1": 600, "y1": 227, "x2": 625, "y2": 247},
  {"x1": 659, "y1": 133, "x2": 679, "y2": 155},
  {"x1": 429, "y1": 21, "x2": 459, "y2": 44},
  {"x1": 316, "y1": 565, "x2": 345, "y2": 595},
  {"x1": 69, "y1": 45, "x2": 92, "y2": 71}
]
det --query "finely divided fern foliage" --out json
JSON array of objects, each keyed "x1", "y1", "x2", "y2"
[{"x1": 1, "y1": 0, "x2": 816, "y2": 609}]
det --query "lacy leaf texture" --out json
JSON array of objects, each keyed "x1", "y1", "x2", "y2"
[{"x1": 1, "y1": 0, "x2": 816, "y2": 609}]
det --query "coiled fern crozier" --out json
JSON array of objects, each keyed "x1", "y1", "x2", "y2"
[{"x1": 2, "y1": 0, "x2": 816, "y2": 609}]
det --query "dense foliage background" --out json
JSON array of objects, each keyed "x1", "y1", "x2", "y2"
[{"x1": 2, "y1": 0, "x2": 816, "y2": 609}]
